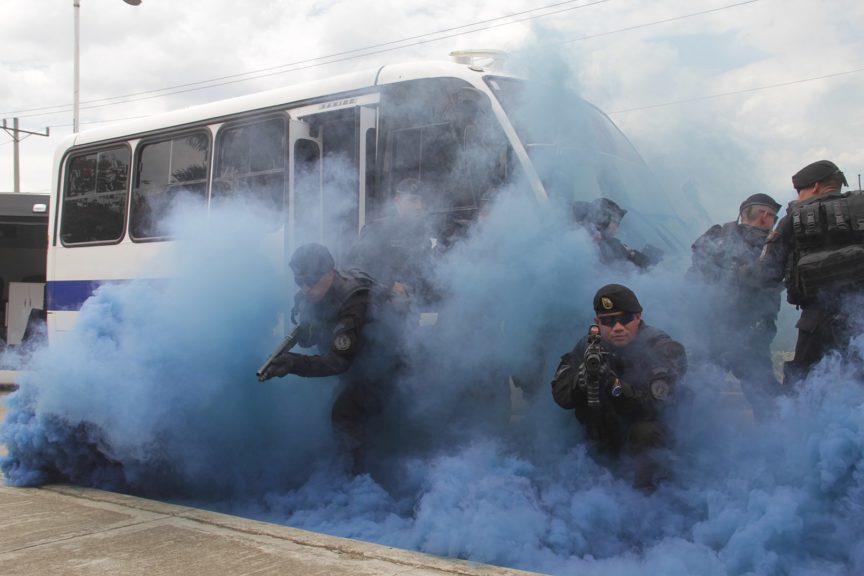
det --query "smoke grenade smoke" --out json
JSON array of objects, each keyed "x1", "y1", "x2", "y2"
[
  {"x1": 3, "y1": 45, "x2": 864, "y2": 576},
  {"x1": 3, "y1": 187, "x2": 863, "y2": 574}
]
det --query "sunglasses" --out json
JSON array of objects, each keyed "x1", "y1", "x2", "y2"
[{"x1": 596, "y1": 312, "x2": 637, "y2": 327}]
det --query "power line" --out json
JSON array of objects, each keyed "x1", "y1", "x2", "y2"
[
  {"x1": 3, "y1": 0, "x2": 611, "y2": 118},
  {"x1": 608, "y1": 66, "x2": 864, "y2": 114},
  {"x1": 2, "y1": 0, "x2": 766, "y2": 120},
  {"x1": 561, "y1": 0, "x2": 762, "y2": 43}
]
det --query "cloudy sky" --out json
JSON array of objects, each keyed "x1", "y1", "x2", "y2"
[{"x1": 1, "y1": 0, "x2": 862, "y2": 220}]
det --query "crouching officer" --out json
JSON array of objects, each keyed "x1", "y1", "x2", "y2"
[
  {"x1": 258, "y1": 243, "x2": 401, "y2": 472},
  {"x1": 551, "y1": 284, "x2": 687, "y2": 490}
]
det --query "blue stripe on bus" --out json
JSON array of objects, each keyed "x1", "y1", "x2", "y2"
[{"x1": 46, "y1": 280, "x2": 104, "y2": 312}]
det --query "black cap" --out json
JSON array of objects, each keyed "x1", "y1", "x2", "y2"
[
  {"x1": 594, "y1": 198, "x2": 627, "y2": 219},
  {"x1": 395, "y1": 178, "x2": 425, "y2": 198},
  {"x1": 289, "y1": 243, "x2": 335, "y2": 284},
  {"x1": 593, "y1": 283, "x2": 643, "y2": 314},
  {"x1": 572, "y1": 197, "x2": 627, "y2": 227},
  {"x1": 739, "y1": 193, "x2": 781, "y2": 215},
  {"x1": 791, "y1": 160, "x2": 848, "y2": 190}
]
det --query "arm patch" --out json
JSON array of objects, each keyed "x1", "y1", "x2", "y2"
[{"x1": 333, "y1": 332, "x2": 354, "y2": 352}]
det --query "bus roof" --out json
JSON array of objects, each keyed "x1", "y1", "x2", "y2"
[{"x1": 61, "y1": 61, "x2": 505, "y2": 150}]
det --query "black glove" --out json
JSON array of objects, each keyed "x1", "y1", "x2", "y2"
[{"x1": 259, "y1": 353, "x2": 296, "y2": 381}]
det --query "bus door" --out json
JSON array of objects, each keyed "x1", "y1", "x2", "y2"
[
  {"x1": 290, "y1": 95, "x2": 379, "y2": 264},
  {"x1": 287, "y1": 119, "x2": 323, "y2": 251}
]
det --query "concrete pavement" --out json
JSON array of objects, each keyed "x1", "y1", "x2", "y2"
[{"x1": 0, "y1": 394, "x2": 542, "y2": 576}]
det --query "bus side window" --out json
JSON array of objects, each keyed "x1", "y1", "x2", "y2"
[
  {"x1": 213, "y1": 117, "x2": 286, "y2": 216},
  {"x1": 60, "y1": 146, "x2": 130, "y2": 245},
  {"x1": 131, "y1": 132, "x2": 210, "y2": 240}
]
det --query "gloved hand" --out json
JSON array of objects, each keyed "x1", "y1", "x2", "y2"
[
  {"x1": 574, "y1": 363, "x2": 588, "y2": 390},
  {"x1": 259, "y1": 353, "x2": 296, "y2": 381}
]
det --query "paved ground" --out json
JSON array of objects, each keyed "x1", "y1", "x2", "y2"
[{"x1": 0, "y1": 392, "x2": 541, "y2": 576}]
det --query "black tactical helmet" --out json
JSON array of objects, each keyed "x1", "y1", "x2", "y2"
[{"x1": 289, "y1": 243, "x2": 335, "y2": 286}]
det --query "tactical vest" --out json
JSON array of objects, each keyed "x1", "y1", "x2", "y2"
[{"x1": 788, "y1": 190, "x2": 864, "y2": 300}]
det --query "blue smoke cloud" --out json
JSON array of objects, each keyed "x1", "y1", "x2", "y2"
[
  {"x1": 3, "y1": 189, "x2": 863, "y2": 576},
  {"x1": 3, "y1": 48, "x2": 864, "y2": 576}
]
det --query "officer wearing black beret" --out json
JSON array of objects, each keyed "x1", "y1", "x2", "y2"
[
  {"x1": 757, "y1": 159, "x2": 860, "y2": 385},
  {"x1": 551, "y1": 284, "x2": 687, "y2": 490},
  {"x1": 259, "y1": 242, "x2": 402, "y2": 472},
  {"x1": 688, "y1": 192, "x2": 785, "y2": 416}
]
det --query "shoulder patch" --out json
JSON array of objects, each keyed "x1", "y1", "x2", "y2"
[{"x1": 333, "y1": 333, "x2": 353, "y2": 352}]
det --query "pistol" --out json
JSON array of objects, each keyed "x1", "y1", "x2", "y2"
[{"x1": 256, "y1": 324, "x2": 306, "y2": 382}]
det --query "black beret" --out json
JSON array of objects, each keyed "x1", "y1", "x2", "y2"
[
  {"x1": 594, "y1": 197, "x2": 627, "y2": 219},
  {"x1": 593, "y1": 283, "x2": 643, "y2": 314},
  {"x1": 572, "y1": 198, "x2": 626, "y2": 226},
  {"x1": 739, "y1": 193, "x2": 781, "y2": 214},
  {"x1": 289, "y1": 243, "x2": 335, "y2": 282},
  {"x1": 791, "y1": 160, "x2": 847, "y2": 190},
  {"x1": 395, "y1": 178, "x2": 425, "y2": 198}
]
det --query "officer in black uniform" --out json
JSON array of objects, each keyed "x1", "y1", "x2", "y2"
[
  {"x1": 758, "y1": 160, "x2": 861, "y2": 385},
  {"x1": 688, "y1": 193, "x2": 785, "y2": 415},
  {"x1": 346, "y1": 177, "x2": 440, "y2": 306},
  {"x1": 551, "y1": 284, "x2": 687, "y2": 490},
  {"x1": 259, "y1": 243, "x2": 401, "y2": 471},
  {"x1": 572, "y1": 198, "x2": 657, "y2": 270}
]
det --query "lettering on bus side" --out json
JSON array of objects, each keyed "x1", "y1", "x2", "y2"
[{"x1": 318, "y1": 98, "x2": 358, "y2": 111}]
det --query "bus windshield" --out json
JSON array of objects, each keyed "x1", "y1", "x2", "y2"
[{"x1": 485, "y1": 76, "x2": 689, "y2": 254}]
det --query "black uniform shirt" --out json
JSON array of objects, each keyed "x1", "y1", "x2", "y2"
[
  {"x1": 552, "y1": 323, "x2": 687, "y2": 418},
  {"x1": 346, "y1": 215, "x2": 439, "y2": 303},
  {"x1": 690, "y1": 221, "x2": 782, "y2": 321},
  {"x1": 285, "y1": 271, "x2": 373, "y2": 378}
]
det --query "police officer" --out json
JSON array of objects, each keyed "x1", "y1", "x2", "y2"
[
  {"x1": 346, "y1": 178, "x2": 440, "y2": 306},
  {"x1": 688, "y1": 193, "x2": 785, "y2": 415},
  {"x1": 551, "y1": 284, "x2": 687, "y2": 489},
  {"x1": 258, "y1": 243, "x2": 401, "y2": 472},
  {"x1": 572, "y1": 198, "x2": 656, "y2": 270},
  {"x1": 758, "y1": 160, "x2": 860, "y2": 385}
]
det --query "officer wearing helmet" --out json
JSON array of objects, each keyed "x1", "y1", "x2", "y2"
[
  {"x1": 551, "y1": 284, "x2": 687, "y2": 490},
  {"x1": 259, "y1": 242, "x2": 401, "y2": 471},
  {"x1": 688, "y1": 192, "x2": 785, "y2": 416},
  {"x1": 758, "y1": 160, "x2": 861, "y2": 385},
  {"x1": 572, "y1": 198, "x2": 657, "y2": 270}
]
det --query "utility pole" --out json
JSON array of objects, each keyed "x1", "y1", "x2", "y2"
[{"x1": 2, "y1": 118, "x2": 50, "y2": 193}]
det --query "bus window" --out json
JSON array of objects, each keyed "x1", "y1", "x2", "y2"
[
  {"x1": 131, "y1": 132, "x2": 210, "y2": 240},
  {"x1": 378, "y1": 79, "x2": 513, "y2": 228},
  {"x1": 213, "y1": 117, "x2": 286, "y2": 214},
  {"x1": 60, "y1": 146, "x2": 130, "y2": 245}
]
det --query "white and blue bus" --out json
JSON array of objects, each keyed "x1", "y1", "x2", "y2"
[{"x1": 45, "y1": 57, "x2": 689, "y2": 343}]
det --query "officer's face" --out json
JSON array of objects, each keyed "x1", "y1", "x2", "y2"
[
  {"x1": 595, "y1": 311, "x2": 641, "y2": 347},
  {"x1": 297, "y1": 270, "x2": 335, "y2": 302},
  {"x1": 395, "y1": 193, "x2": 426, "y2": 218}
]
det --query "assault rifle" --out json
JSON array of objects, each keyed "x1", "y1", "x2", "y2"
[
  {"x1": 256, "y1": 324, "x2": 307, "y2": 382},
  {"x1": 583, "y1": 324, "x2": 622, "y2": 407}
]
